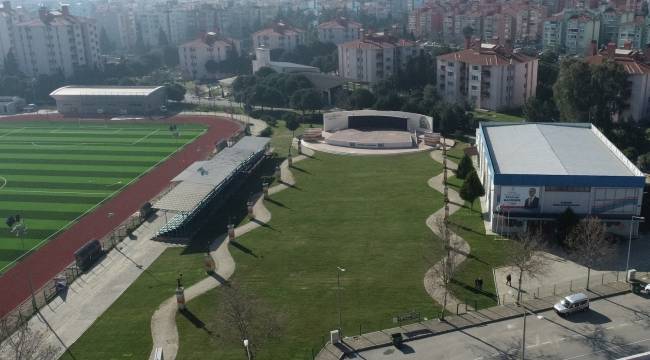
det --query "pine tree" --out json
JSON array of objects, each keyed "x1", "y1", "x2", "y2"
[
  {"x1": 455, "y1": 153, "x2": 475, "y2": 180},
  {"x1": 460, "y1": 170, "x2": 485, "y2": 212}
]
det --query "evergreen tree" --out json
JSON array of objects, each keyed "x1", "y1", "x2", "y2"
[
  {"x1": 158, "y1": 28, "x2": 169, "y2": 47},
  {"x1": 459, "y1": 170, "x2": 485, "y2": 212},
  {"x1": 455, "y1": 154, "x2": 475, "y2": 180},
  {"x1": 99, "y1": 28, "x2": 115, "y2": 54}
]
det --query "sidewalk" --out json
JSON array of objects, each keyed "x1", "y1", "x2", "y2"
[
  {"x1": 0, "y1": 212, "x2": 172, "y2": 359},
  {"x1": 315, "y1": 281, "x2": 631, "y2": 360}
]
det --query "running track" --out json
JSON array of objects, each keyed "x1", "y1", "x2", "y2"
[{"x1": 0, "y1": 114, "x2": 242, "y2": 318}]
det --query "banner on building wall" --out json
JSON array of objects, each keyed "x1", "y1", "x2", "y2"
[{"x1": 497, "y1": 186, "x2": 541, "y2": 212}]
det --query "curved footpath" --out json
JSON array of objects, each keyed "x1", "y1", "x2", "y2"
[
  {"x1": 148, "y1": 142, "x2": 314, "y2": 360},
  {"x1": 423, "y1": 145, "x2": 473, "y2": 313}
]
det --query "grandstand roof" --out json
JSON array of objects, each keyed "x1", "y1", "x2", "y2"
[
  {"x1": 154, "y1": 136, "x2": 269, "y2": 212},
  {"x1": 50, "y1": 86, "x2": 165, "y2": 97}
]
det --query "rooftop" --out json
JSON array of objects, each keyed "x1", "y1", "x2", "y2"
[
  {"x1": 50, "y1": 86, "x2": 165, "y2": 97},
  {"x1": 482, "y1": 123, "x2": 641, "y2": 177},
  {"x1": 585, "y1": 48, "x2": 650, "y2": 75},
  {"x1": 437, "y1": 43, "x2": 534, "y2": 65},
  {"x1": 339, "y1": 33, "x2": 415, "y2": 49}
]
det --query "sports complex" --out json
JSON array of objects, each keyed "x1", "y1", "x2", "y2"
[{"x1": 0, "y1": 113, "x2": 242, "y2": 319}]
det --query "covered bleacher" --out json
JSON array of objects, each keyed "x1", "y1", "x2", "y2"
[{"x1": 153, "y1": 136, "x2": 270, "y2": 240}]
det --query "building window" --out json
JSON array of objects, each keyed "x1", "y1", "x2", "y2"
[{"x1": 546, "y1": 186, "x2": 590, "y2": 192}]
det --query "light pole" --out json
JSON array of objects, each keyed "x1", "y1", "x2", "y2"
[
  {"x1": 336, "y1": 266, "x2": 346, "y2": 332},
  {"x1": 243, "y1": 339, "x2": 251, "y2": 360},
  {"x1": 626, "y1": 216, "x2": 644, "y2": 273}
]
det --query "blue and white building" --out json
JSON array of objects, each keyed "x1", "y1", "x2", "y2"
[{"x1": 476, "y1": 122, "x2": 645, "y2": 236}]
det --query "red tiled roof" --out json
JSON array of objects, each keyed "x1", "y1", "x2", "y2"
[
  {"x1": 253, "y1": 22, "x2": 304, "y2": 37},
  {"x1": 437, "y1": 45, "x2": 534, "y2": 66},
  {"x1": 585, "y1": 53, "x2": 650, "y2": 74},
  {"x1": 318, "y1": 18, "x2": 361, "y2": 29},
  {"x1": 339, "y1": 34, "x2": 415, "y2": 49}
]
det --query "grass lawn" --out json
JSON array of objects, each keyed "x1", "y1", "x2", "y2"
[
  {"x1": 0, "y1": 121, "x2": 205, "y2": 272},
  {"x1": 472, "y1": 110, "x2": 524, "y2": 123},
  {"x1": 266, "y1": 119, "x2": 319, "y2": 158},
  {"x1": 175, "y1": 152, "x2": 445, "y2": 360}
]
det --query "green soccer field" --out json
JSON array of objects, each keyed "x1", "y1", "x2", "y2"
[{"x1": 0, "y1": 121, "x2": 206, "y2": 272}]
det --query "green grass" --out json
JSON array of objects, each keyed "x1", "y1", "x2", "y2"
[
  {"x1": 472, "y1": 110, "x2": 524, "y2": 123},
  {"x1": 60, "y1": 248, "x2": 207, "y2": 360},
  {"x1": 267, "y1": 119, "x2": 318, "y2": 158},
  {"x1": 175, "y1": 152, "x2": 445, "y2": 360},
  {"x1": 0, "y1": 121, "x2": 205, "y2": 272}
]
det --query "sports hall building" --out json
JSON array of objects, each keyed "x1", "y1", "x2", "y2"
[
  {"x1": 477, "y1": 122, "x2": 645, "y2": 236},
  {"x1": 50, "y1": 86, "x2": 167, "y2": 116}
]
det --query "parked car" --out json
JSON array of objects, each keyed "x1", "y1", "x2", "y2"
[
  {"x1": 554, "y1": 293, "x2": 589, "y2": 316},
  {"x1": 23, "y1": 103, "x2": 36, "y2": 112}
]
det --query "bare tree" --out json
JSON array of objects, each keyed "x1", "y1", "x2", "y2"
[
  {"x1": 214, "y1": 283, "x2": 284, "y2": 359},
  {"x1": 428, "y1": 216, "x2": 459, "y2": 320},
  {"x1": 567, "y1": 217, "x2": 613, "y2": 290},
  {"x1": 509, "y1": 230, "x2": 549, "y2": 305},
  {"x1": 0, "y1": 315, "x2": 56, "y2": 360}
]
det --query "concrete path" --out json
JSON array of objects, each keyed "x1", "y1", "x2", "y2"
[
  {"x1": 147, "y1": 140, "x2": 313, "y2": 360},
  {"x1": 424, "y1": 145, "x2": 473, "y2": 313},
  {"x1": 0, "y1": 213, "x2": 173, "y2": 360},
  {"x1": 176, "y1": 111, "x2": 266, "y2": 136}
]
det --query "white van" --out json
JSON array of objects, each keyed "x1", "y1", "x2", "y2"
[{"x1": 554, "y1": 293, "x2": 589, "y2": 316}]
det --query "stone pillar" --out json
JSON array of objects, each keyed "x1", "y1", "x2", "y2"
[
  {"x1": 247, "y1": 200, "x2": 254, "y2": 219},
  {"x1": 274, "y1": 165, "x2": 281, "y2": 179},
  {"x1": 176, "y1": 277, "x2": 185, "y2": 310},
  {"x1": 204, "y1": 252, "x2": 215, "y2": 273},
  {"x1": 228, "y1": 223, "x2": 235, "y2": 241},
  {"x1": 288, "y1": 154, "x2": 293, "y2": 167},
  {"x1": 262, "y1": 182, "x2": 269, "y2": 199}
]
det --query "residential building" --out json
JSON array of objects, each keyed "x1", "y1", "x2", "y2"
[
  {"x1": 586, "y1": 44, "x2": 650, "y2": 121},
  {"x1": 179, "y1": 32, "x2": 239, "y2": 80},
  {"x1": 542, "y1": 9, "x2": 600, "y2": 54},
  {"x1": 14, "y1": 5, "x2": 100, "y2": 78},
  {"x1": 252, "y1": 22, "x2": 305, "y2": 51},
  {"x1": 0, "y1": 96, "x2": 25, "y2": 114},
  {"x1": 0, "y1": 1, "x2": 28, "y2": 71},
  {"x1": 503, "y1": 4, "x2": 546, "y2": 44},
  {"x1": 616, "y1": 12, "x2": 644, "y2": 49},
  {"x1": 318, "y1": 17, "x2": 362, "y2": 44},
  {"x1": 94, "y1": 3, "x2": 137, "y2": 50},
  {"x1": 600, "y1": 7, "x2": 619, "y2": 44},
  {"x1": 437, "y1": 43, "x2": 538, "y2": 111},
  {"x1": 408, "y1": 6, "x2": 444, "y2": 39},
  {"x1": 337, "y1": 33, "x2": 418, "y2": 84}
]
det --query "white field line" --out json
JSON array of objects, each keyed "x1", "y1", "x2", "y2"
[
  {"x1": 0, "y1": 127, "x2": 207, "y2": 273},
  {"x1": 0, "y1": 189, "x2": 111, "y2": 196},
  {"x1": 0, "y1": 127, "x2": 25, "y2": 139},
  {"x1": 131, "y1": 129, "x2": 160, "y2": 145},
  {"x1": 561, "y1": 337, "x2": 650, "y2": 360},
  {"x1": 0, "y1": 176, "x2": 6, "y2": 190}
]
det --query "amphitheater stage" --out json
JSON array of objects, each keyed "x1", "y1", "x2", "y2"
[{"x1": 324, "y1": 129, "x2": 415, "y2": 149}]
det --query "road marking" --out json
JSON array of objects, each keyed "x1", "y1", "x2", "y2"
[{"x1": 562, "y1": 337, "x2": 650, "y2": 360}]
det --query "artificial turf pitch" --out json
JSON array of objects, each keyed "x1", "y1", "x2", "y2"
[{"x1": 0, "y1": 121, "x2": 206, "y2": 272}]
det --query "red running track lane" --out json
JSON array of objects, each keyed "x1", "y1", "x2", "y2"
[{"x1": 0, "y1": 114, "x2": 242, "y2": 318}]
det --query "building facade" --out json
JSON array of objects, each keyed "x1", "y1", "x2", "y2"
[
  {"x1": 50, "y1": 86, "x2": 167, "y2": 115},
  {"x1": 337, "y1": 33, "x2": 417, "y2": 84},
  {"x1": 317, "y1": 18, "x2": 362, "y2": 45},
  {"x1": 252, "y1": 22, "x2": 305, "y2": 51},
  {"x1": 437, "y1": 43, "x2": 538, "y2": 111},
  {"x1": 477, "y1": 122, "x2": 645, "y2": 236},
  {"x1": 179, "y1": 32, "x2": 239, "y2": 80},
  {"x1": 15, "y1": 6, "x2": 100, "y2": 78},
  {"x1": 0, "y1": 1, "x2": 27, "y2": 71}
]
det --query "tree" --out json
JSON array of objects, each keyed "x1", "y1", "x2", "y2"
[
  {"x1": 290, "y1": 88, "x2": 321, "y2": 117},
  {"x1": 462, "y1": 26, "x2": 474, "y2": 40},
  {"x1": 553, "y1": 59, "x2": 594, "y2": 122},
  {"x1": 214, "y1": 284, "x2": 284, "y2": 359},
  {"x1": 459, "y1": 170, "x2": 485, "y2": 212},
  {"x1": 157, "y1": 28, "x2": 169, "y2": 46},
  {"x1": 99, "y1": 28, "x2": 115, "y2": 54},
  {"x1": 455, "y1": 154, "x2": 474, "y2": 180},
  {"x1": 567, "y1": 217, "x2": 613, "y2": 290},
  {"x1": 162, "y1": 46, "x2": 179, "y2": 67},
  {"x1": 254, "y1": 66, "x2": 276, "y2": 78},
  {"x1": 556, "y1": 207, "x2": 579, "y2": 247},
  {"x1": 0, "y1": 314, "x2": 57, "y2": 359},
  {"x1": 166, "y1": 83, "x2": 186, "y2": 101},
  {"x1": 428, "y1": 216, "x2": 460, "y2": 320},
  {"x1": 509, "y1": 231, "x2": 549, "y2": 304},
  {"x1": 637, "y1": 153, "x2": 650, "y2": 172},
  {"x1": 285, "y1": 116, "x2": 300, "y2": 155},
  {"x1": 2, "y1": 50, "x2": 20, "y2": 76},
  {"x1": 349, "y1": 88, "x2": 376, "y2": 109},
  {"x1": 523, "y1": 96, "x2": 559, "y2": 122},
  {"x1": 205, "y1": 59, "x2": 220, "y2": 76}
]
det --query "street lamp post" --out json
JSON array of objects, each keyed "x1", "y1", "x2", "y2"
[
  {"x1": 626, "y1": 216, "x2": 644, "y2": 273},
  {"x1": 243, "y1": 339, "x2": 251, "y2": 360},
  {"x1": 336, "y1": 266, "x2": 346, "y2": 332}
]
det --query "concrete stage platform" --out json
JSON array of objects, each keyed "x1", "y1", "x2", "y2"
[{"x1": 324, "y1": 129, "x2": 415, "y2": 149}]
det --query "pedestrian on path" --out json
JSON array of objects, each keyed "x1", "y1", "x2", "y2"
[{"x1": 506, "y1": 274, "x2": 512, "y2": 286}]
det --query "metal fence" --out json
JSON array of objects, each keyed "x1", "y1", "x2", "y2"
[{"x1": 499, "y1": 271, "x2": 627, "y2": 304}]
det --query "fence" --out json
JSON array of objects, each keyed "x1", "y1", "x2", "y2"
[{"x1": 499, "y1": 270, "x2": 627, "y2": 304}]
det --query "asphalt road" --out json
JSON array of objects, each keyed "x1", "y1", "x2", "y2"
[{"x1": 360, "y1": 293, "x2": 650, "y2": 360}]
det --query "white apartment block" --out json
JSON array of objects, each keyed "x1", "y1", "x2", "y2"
[
  {"x1": 586, "y1": 47, "x2": 650, "y2": 121},
  {"x1": 437, "y1": 43, "x2": 538, "y2": 111},
  {"x1": 95, "y1": 4, "x2": 137, "y2": 50},
  {"x1": 0, "y1": 1, "x2": 28, "y2": 72},
  {"x1": 179, "y1": 32, "x2": 238, "y2": 80},
  {"x1": 15, "y1": 6, "x2": 100, "y2": 78},
  {"x1": 317, "y1": 18, "x2": 361, "y2": 45},
  {"x1": 135, "y1": 3, "x2": 220, "y2": 48},
  {"x1": 252, "y1": 22, "x2": 305, "y2": 51},
  {"x1": 337, "y1": 33, "x2": 417, "y2": 84},
  {"x1": 542, "y1": 10, "x2": 600, "y2": 55}
]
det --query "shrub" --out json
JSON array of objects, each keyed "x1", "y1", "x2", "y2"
[{"x1": 260, "y1": 127, "x2": 273, "y2": 137}]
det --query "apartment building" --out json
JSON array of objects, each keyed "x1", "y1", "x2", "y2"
[
  {"x1": 408, "y1": 6, "x2": 444, "y2": 39},
  {"x1": 94, "y1": 3, "x2": 137, "y2": 50},
  {"x1": 14, "y1": 5, "x2": 100, "y2": 78},
  {"x1": 179, "y1": 32, "x2": 239, "y2": 80},
  {"x1": 616, "y1": 12, "x2": 644, "y2": 49},
  {"x1": 503, "y1": 4, "x2": 546, "y2": 44},
  {"x1": 543, "y1": 9, "x2": 600, "y2": 54},
  {"x1": 317, "y1": 17, "x2": 362, "y2": 45},
  {"x1": 0, "y1": 1, "x2": 28, "y2": 72},
  {"x1": 437, "y1": 42, "x2": 538, "y2": 111},
  {"x1": 586, "y1": 44, "x2": 650, "y2": 121},
  {"x1": 252, "y1": 22, "x2": 305, "y2": 51},
  {"x1": 337, "y1": 33, "x2": 417, "y2": 84}
]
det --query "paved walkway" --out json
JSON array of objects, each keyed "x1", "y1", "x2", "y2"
[
  {"x1": 147, "y1": 141, "x2": 314, "y2": 360},
  {"x1": 424, "y1": 145, "x2": 472, "y2": 314},
  {"x1": 315, "y1": 281, "x2": 632, "y2": 360}
]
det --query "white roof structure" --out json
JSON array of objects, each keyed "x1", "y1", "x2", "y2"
[
  {"x1": 482, "y1": 123, "x2": 642, "y2": 177},
  {"x1": 50, "y1": 86, "x2": 165, "y2": 97},
  {"x1": 154, "y1": 136, "x2": 269, "y2": 212}
]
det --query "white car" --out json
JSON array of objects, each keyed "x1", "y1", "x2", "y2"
[{"x1": 554, "y1": 293, "x2": 589, "y2": 316}]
